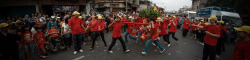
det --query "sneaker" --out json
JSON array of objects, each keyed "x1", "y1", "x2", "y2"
[
  {"x1": 73, "y1": 51, "x2": 77, "y2": 54},
  {"x1": 109, "y1": 51, "x2": 113, "y2": 53},
  {"x1": 160, "y1": 49, "x2": 165, "y2": 53},
  {"x1": 124, "y1": 49, "x2": 130, "y2": 53},
  {"x1": 90, "y1": 46, "x2": 94, "y2": 50},
  {"x1": 167, "y1": 44, "x2": 171, "y2": 47},
  {"x1": 216, "y1": 55, "x2": 220, "y2": 58},
  {"x1": 141, "y1": 52, "x2": 147, "y2": 55},
  {"x1": 201, "y1": 43, "x2": 204, "y2": 45},
  {"x1": 104, "y1": 44, "x2": 107, "y2": 48},
  {"x1": 152, "y1": 43, "x2": 156, "y2": 46},
  {"x1": 79, "y1": 49, "x2": 83, "y2": 52}
]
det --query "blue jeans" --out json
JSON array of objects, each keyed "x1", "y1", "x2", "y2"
[
  {"x1": 72, "y1": 33, "x2": 82, "y2": 51},
  {"x1": 124, "y1": 32, "x2": 137, "y2": 42},
  {"x1": 144, "y1": 39, "x2": 165, "y2": 53}
]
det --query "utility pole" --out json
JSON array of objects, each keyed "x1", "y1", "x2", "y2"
[{"x1": 126, "y1": 0, "x2": 128, "y2": 12}]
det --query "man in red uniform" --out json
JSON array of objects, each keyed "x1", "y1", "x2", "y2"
[
  {"x1": 182, "y1": 17, "x2": 191, "y2": 37},
  {"x1": 216, "y1": 21, "x2": 228, "y2": 56},
  {"x1": 65, "y1": 11, "x2": 86, "y2": 54},
  {"x1": 191, "y1": 20, "x2": 199, "y2": 39},
  {"x1": 124, "y1": 16, "x2": 137, "y2": 42},
  {"x1": 108, "y1": 16, "x2": 130, "y2": 53},
  {"x1": 196, "y1": 16, "x2": 220, "y2": 60},
  {"x1": 231, "y1": 26, "x2": 250, "y2": 60},
  {"x1": 198, "y1": 20, "x2": 206, "y2": 45},
  {"x1": 89, "y1": 16, "x2": 107, "y2": 50},
  {"x1": 157, "y1": 17, "x2": 170, "y2": 46},
  {"x1": 166, "y1": 16, "x2": 179, "y2": 47}
]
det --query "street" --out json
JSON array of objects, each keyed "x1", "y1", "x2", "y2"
[{"x1": 32, "y1": 30, "x2": 236, "y2": 60}]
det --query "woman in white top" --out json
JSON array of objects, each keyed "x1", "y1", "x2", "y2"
[{"x1": 61, "y1": 20, "x2": 72, "y2": 50}]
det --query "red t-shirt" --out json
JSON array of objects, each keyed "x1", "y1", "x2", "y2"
[
  {"x1": 231, "y1": 40, "x2": 250, "y2": 60},
  {"x1": 135, "y1": 17, "x2": 143, "y2": 28},
  {"x1": 122, "y1": 17, "x2": 127, "y2": 21},
  {"x1": 21, "y1": 31, "x2": 33, "y2": 45},
  {"x1": 111, "y1": 21, "x2": 124, "y2": 38},
  {"x1": 81, "y1": 20, "x2": 86, "y2": 33},
  {"x1": 33, "y1": 32, "x2": 45, "y2": 44},
  {"x1": 192, "y1": 22, "x2": 198, "y2": 31},
  {"x1": 96, "y1": 20, "x2": 106, "y2": 31},
  {"x1": 125, "y1": 21, "x2": 135, "y2": 33},
  {"x1": 151, "y1": 23, "x2": 160, "y2": 39},
  {"x1": 160, "y1": 20, "x2": 168, "y2": 35},
  {"x1": 204, "y1": 25, "x2": 220, "y2": 46},
  {"x1": 48, "y1": 29, "x2": 59, "y2": 38},
  {"x1": 199, "y1": 24, "x2": 206, "y2": 31},
  {"x1": 169, "y1": 20, "x2": 178, "y2": 32},
  {"x1": 68, "y1": 17, "x2": 83, "y2": 34},
  {"x1": 220, "y1": 26, "x2": 228, "y2": 37},
  {"x1": 182, "y1": 20, "x2": 191, "y2": 29},
  {"x1": 88, "y1": 19, "x2": 98, "y2": 32}
]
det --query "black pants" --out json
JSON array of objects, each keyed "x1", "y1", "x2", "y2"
[
  {"x1": 72, "y1": 33, "x2": 82, "y2": 51},
  {"x1": 63, "y1": 34, "x2": 72, "y2": 47},
  {"x1": 202, "y1": 44, "x2": 216, "y2": 60},
  {"x1": 216, "y1": 37, "x2": 225, "y2": 55},
  {"x1": 92, "y1": 31, "x2": 107, "y2": 47},
  {"x1": 108, "y1": 37, "x2": 127, "y2": 51},
  {"x1": 1, "y1": 48, "x2": 19, "y2": 60},
  {"x1": 159, "y1": 34, "x2": 169, "y2": 44},
  {"x1": 167, "y1": 32, "x2": 178, "y2": 44},
  {"x1": 199, "y1": 31, "x2": 205, "y2": 43},
  {"x1": 182, "y1": 29, "x2": 189, "y2": 37}
]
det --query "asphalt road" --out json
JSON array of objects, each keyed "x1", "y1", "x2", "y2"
[{"x1": 31, "y1": 30, "x2": 236, "y2": 60}]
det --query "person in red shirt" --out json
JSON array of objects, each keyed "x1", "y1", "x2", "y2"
[
  {"x1": 108, "y1": 16, "x2": 130, "y2": 53},
  {"x1": 182, "y1": 17, "x2": 191, "y2": 37},
  {"x1": 191, "y1": 20, "x2": 199, "y2": 39},
  {"x1": 88, "y1": 16, "x2": 107, "y2": 50},
  {"x1": 216, "y1": 21, "x2": 229, "y2": 56},
  {"x1": 166, "y1": 16, "x2": 179, "y2": 47},
  {"x1": 79, "y1": 16, "x2": 87, "y2": 45},
  {"x1": 231, "y1": 26, "x2": 250, "y2": 60},
  {"x1": 157, "y1": 17, "x2": 170, "y2": 46},
  {"x1": 48, "y1": 25, "x2": 60, "y2": 51},
  {"x1": 21, "y1": 25, "x2": 33, "y2": 60},
  {"x1": 141, "y1": 18, "x2": 165, "y2": 55},
  {"x1": 65, "y1": 11, "x2": 86, "y2": 54},
  {"x1": 196, "y1": 16, "x2": 220, "y2": 60},
  {"x1": 33, "y1": 27, "x2": 48, "y2": 58},
  {"x1": 198, "y1": 20, "x2": 206, "y2": 45},
  {"x1": 124, "y1": 16, "x2": 137, "y2": 42}
]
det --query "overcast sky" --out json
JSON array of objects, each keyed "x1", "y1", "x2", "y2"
[{"x1": 151, "y1": 0, "x2": 192, "y2": 11}]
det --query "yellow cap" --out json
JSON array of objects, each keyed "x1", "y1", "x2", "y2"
[
  {"x1": 123, "y1": 14, "x2": 127, "y2": 16},
  {"x1": 97, "y1": 14, "x2": 100, "y2": 16},
  {"x1": 78, "y1": 16, "x2": 82, "y2": 19},
  {"x1": 219, "y1": 21, "x2": 224, "y2": 24},
  {"x1": 173, "y1": 16, "x2": 176, "y2": 18},
  {"x1": 73, "y1": 11, "x2": 80, "y2": 15},
  {"x1": 129, "y1": 16, "x2": 133, "y2": 19},
  {"x1": 119, "y1": 16, "x2": 122, "y2": 18},
  {"x1": 0, "y1": 23, "x2": 9, "y2": 28},
  {"x1": 186, "y1": 17, "x2": 189, "y2": 18},
  {"x1": 201, "y1": 20, "x2": 204, "y2": 22},
  {"x1": 157, "y1": 17, "x2": 162, "y2": 20},
  {"x1": 234, "y1": 26, "x2": 250, "y2": 34},
  {"x1": 205, "y1": 22, "x2": 210, "y2": 25},
  {"x1": 208, "y1": 16, "x2": 218, "y2": 21},
  {"x1": 166, "y1": 15, "x2": 168, "y2": 17},
  {"x1": 98, "y1": 16, "x2": 102, "y2": 19}
]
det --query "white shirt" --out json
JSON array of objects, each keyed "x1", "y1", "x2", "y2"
[{"x1": 62, "y1": 23, "x2": 71, "y2": 33}]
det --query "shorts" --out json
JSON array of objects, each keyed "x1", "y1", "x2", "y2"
[
  {"x1": 24, "y1": 44, "x2": 34, "y2": 52},
  {"x1": 37, "y1": 41, "x2": 45, "y2": 50}
]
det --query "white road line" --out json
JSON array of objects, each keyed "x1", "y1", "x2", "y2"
[{"x1": 73, "y1": 56, "x2": 85, "y2": 60}]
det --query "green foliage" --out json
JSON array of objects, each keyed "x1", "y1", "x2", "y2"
[{"x1": 140, "y1": 9, "x2": 160, "y2": 18}]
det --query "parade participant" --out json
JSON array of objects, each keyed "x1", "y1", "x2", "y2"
[
  {"x1": 89, "y1": 16, "x2": 107, "y2": 50},
  {"x1": 231, "y1": 26, "x2": 250, "y2": 60},
  {"x1": 33, "y1": 27, "x2": 48, "y2": 58},
  {"x1": 191, "y1": 20, "x2": 199, "y2": 39},
  {"x1": 216, "y1": 21, "x2": 228, "y2": 55},
  {"x1": 198, "y1": 20, "x2": 206, "y2": 45},
  {"x1": 141, "y1": 18, "x2": 165, "y2": 55},
  {"x1": 61, "y1": 17, "x2": 72, "y2": 50},
  {"x1": 108, "y1": 16, "x2": 130, "y2": 53},
  {"x1": 196, "y1": 16, "x2": 220, "y2": 60},
  {"x1": 79, "y1": 16, "x2": 86, "y2": 45},
  {"x1": 124, "y1": 16, "x2": 137, "y2": 42},
  {"x1": 157, "y1": 17, "x2": 170, "y2": 46},
  {"x1": 166, "y1": 16, "x2": 179, "y2": 46},
  {"x1": 182, "y1": 17, "x2": 191, "y2": 37},
  {"x1": 65, "y1": 11, "x2": 86, "y2": 54},
  {"x1": 21, "y1": 25, "x2": 33, "y2": 60}
]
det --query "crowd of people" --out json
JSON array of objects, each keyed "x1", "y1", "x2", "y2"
[{"x1": 0, "y1": 10, "x2": 249, "y2": 60}]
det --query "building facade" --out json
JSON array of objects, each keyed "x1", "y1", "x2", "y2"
[{"x1": 192, "y1": 0, "x2": 207, "y2": 11}]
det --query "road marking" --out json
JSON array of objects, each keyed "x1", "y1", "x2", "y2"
[{"x1": 73, "y1": 56, "x2": 85, "y2": 60}]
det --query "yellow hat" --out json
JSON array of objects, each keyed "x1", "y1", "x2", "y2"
[
  {"x1": 129, "y1": 16, "x2": 133, "y2": 19},
  {"x1": 157, "y1": 17, "x2": 162, "y2": 20},
  {"x1": 123, "y1": 14, "x2": 127, "y2": 16},
  {"x1": 234, "y1": 26, "x2": 250, "y2": 34},
  {"x1": 119, "y1": 16, "x2": 122, "y2": 18},
  {"x1": 205, "y1": 22, "x2": 210, "y2": 25},
  {"x1": 78, "y1": 16, "x2": 82, "y2": 19},
  {"x1": 73, "y1": 11, "x2": 80, "y2": 15},
  {"x1": 201, "y1": 20, "x2": 204, "y2": 22},
  {"x1": 186, "y1": 17, "x2": 189, "y2": 18},
  {"x1": 0, "y1": 23, "x2": 9, "y2": 28},
  {"x1": 97, "y1": 14, "x2": 100, "y2": 16},
  {"x1": 219, "y1": 21, "x2": 224, "y2": 24},
  {"x1": 98, "y1": 16, "x2": 102, "y2": 19},
  {"x1": 173, "y1": 16, "x2": 176, "y2": 18},
  {"x1": 208, "y1": 16, "x2": 218, "y2": 21},
  {"x1": 166, "y1": 15, "x2": 168, "y2": 17}
]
